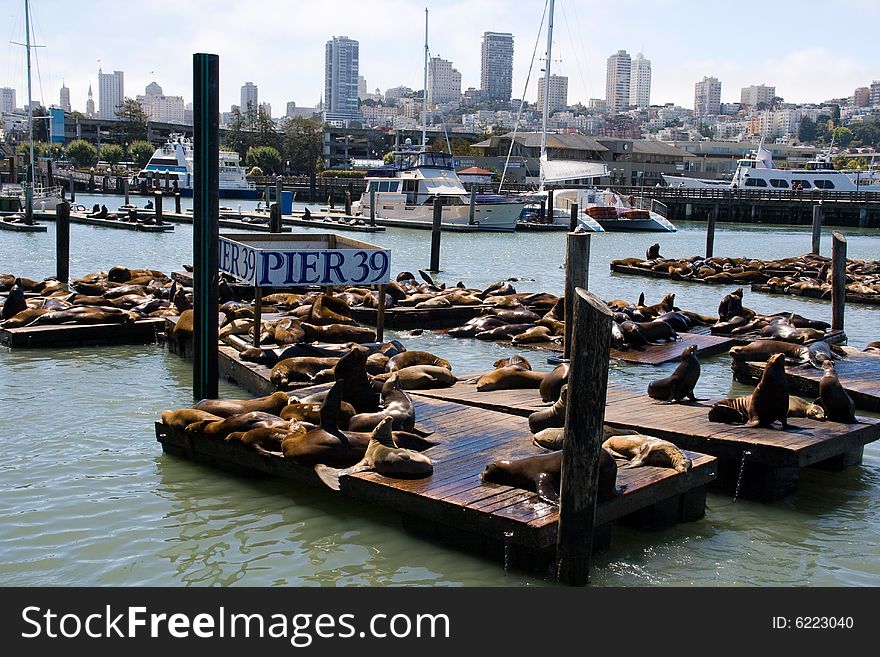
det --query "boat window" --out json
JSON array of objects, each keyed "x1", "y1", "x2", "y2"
[
  {"x1": 769, "y1": 179, "x2": 789, "y2": 188},
  {"x1": 744, "y1": 178, "x2": 767, "y2": 187},
  {"x1": 791, "y1": 179, "x2": 811, "y2": 189},
  {"x1": 813, "y1": 180, "x2": 835, "y2": 189}
]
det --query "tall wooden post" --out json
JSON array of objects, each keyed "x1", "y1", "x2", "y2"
[
  {"x1": 276, "y1": 176, "x2": 284, "y2": 212},
  {"x1": 55, "y1": 201, "x2": 70, "y2": 287},
  {"x1": 192, "y1": 53, "x2": 220, "y2": 401},
  {"x1": 369, "y1": 188, "x2": 376, "y2": 226},
  {"x1": 376, "y1": 284, "x2": 386, "y2": 343},
  {"x1": 568, "y1": 202, "x2": 579, "y2": 232},
  {"x1": 309, "y1": 172, "x2": 316, "y2": 203},
  {"x1": 831, "y1": 231, "x2": 846, "y2": 331},
  {"x1": 539, "y1": 198, "x2": 546, "y2": 223},
  {"x1": 706, "y1": 204, "x2": 718, "y2": 258},
  {"x1": 811, "y1": 203, "x2": 823, "y2": 255},
  {"x1": 547, "y1": 189, "x2": 554, "y2": 223},
  {"x1": 154, "y1": 192, "x2": 163, "y2": 226},
  {"x1": 269, "y1": 201, "x2": 281, "y2": 233},
  {"x1": 175, "y1": 193, "x2": 182, "y2": 215},
  {"x1": 468, "y1": 186, "x2": 476, "y2": 225},
  {"x1": 556, "y1": 288, "x2": 613, "y2": 586},
  {"x1": 429, "y1": 196, "x2": 442, "y2": 272},
  {"x1": 563, "y1": 232, "x2": 591, "y2": 360},
  {"x1": 123, "y1": 176, "x2": 130, "y2": 206},
  {"x1": 345, "y1": 189, "x2": 352, "y2": 216}
]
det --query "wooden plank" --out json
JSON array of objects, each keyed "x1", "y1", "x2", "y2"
[
  {"x1": 0, "y1": 318, "x2": 165, "y2": 348},
  {"x1": 611, "y1": 332, "x2": 735, "y2": 365},
  {"x1": 350, "y1": 304, "x2": 488, "y2": 330}
]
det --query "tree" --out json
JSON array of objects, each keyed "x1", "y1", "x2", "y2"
[
  {"x1": 255, "y1": 105, "x2": 281, "y2": 152},
  {"x1": 280, "y1": 117, "x2": 323, "y2": 174},
  {"x1": 798, "y1": 117, "x2": 817, "y2": 143},
  {"x1": 224, "y1": 107, "x2": 252, "y2": 159},
  {"x1": 100, "y1": 143, "x2": 125, "y2": 165},
  {"x1": 65, "y1": 140, "x2": 99, "y2": 168},
  {"x1": 830, "y1": 104, "x2": 841, "y2": 126},
  {"x1": 698, "y1": 123, "x2": 715, "y2": 139},
  {"x1": 31, "y1": 106, "x2": 50, "y2": 143},
  {"x1": 832, "y1": 126, "x2": 853, "y2": 148},
  {"x1": 246, "y1": 145, "x2": 282, "y2": 174},
  {"x1": 128, "y1": 140, "x2": 154, "y2": 167},
  {"x1": 114, "y1": 98, "x2": 148, "y2": 143},
  {"x1": 850, "y1": 119, "x2": 880, "y2": 148}
]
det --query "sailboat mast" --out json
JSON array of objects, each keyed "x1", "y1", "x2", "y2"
[
  {"x1": 422, "y1": 7, "x2": 428, "y2": 150},
  {"x1": 539, "y1": 0, "x2": 555, "y2": 192},
  {"x1": 25, "y1": 0, "x2": 35, "y2": 190}
]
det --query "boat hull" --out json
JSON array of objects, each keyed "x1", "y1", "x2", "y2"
[
  {"x1": 596, "y1": 218, "x2": 676, "y2": 232},
  {"x1": 366, "y1": 201, "x2": 521, "y2": 232}
]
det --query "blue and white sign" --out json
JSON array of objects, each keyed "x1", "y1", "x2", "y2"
[{"x1": 218, "y1": 234, "x2": 391, "y2": 287}]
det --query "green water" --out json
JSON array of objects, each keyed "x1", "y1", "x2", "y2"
[{"x1": 2, "y1": 196, "x2": 879, "y2": 586}]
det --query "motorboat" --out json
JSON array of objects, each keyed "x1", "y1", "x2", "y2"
[
  {"x1": 131, "y1": 134, "x2": 260, "y2": 198},
  {"x1": 579, "y1": 188, "x2": 676, "y2": 232}
]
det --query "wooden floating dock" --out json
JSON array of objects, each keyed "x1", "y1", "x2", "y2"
[
  {"x1": 0, "y1": 219, "x2": 48, "y2": 232},
  {"x1": 409, "y1": 383, "x2": 880, "y2": 500},
  {"x1": 35, "y1": 211, "x2": 175, "y2": 232},
  {"x1": 751, "y1": 283, "x2": 880, "y2": 307},
  {"x1": 0, "y1": 318, "x2": 166, "y2": 348},
  {"x1": 283, "y1": 216, "x2": 385, "y2": 233},
  {"x1": 732, "y1": 346, "x2": 880, "y2": 412},
  {"x1": 351, "y1": 304, "x2": 488, "y2": 330},
  {"x1": 155, "y1": 393, "x2": 717, "y2": 571}
]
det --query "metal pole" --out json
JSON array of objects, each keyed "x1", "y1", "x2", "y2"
[
  {"x1": 192, "y1": 53, "x2": 220, "y2": 401},
  {"x1": 24, "y1": 0, "x2": 35, "y2": 224},
  {"x1": 429, "y1": 196, "x2": 442, "y2": 272}
]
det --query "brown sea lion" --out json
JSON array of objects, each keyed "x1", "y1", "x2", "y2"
[
  {"x1": 280, "y1": 400, "x2": 355, "y2": 429},
  {"x1": 718, "y1": 288, "x2": 744, "y2": 322},
  {"x1": 365, "y1": 352, "x2": 390, "y2": 375},
  {"x1": 602, "y1": 434, "x2": 692, "y2": 473},
  {"x1": 647, "y1": 345, "x2": 701, "y2": 402},
  {"x1": 481, "y1": 448, "x2": 618, "y2": 505},
  {"x1": 270, "y1": 357, "x2": 340, "y2": 387},
  {"x1": 273, "y1": 317, "x2": 305, "y2": 345},
  {"x1": 761, "y1": 320, "x2": 805, "y2": 344},
  {"x1": 239, "y1": 347, "x2": 282, "y2": 366},
  {"x1": 309, "y1": 293, "x2": 353, "y2": 325},
  {"x1": 25, "y1": 306, "x2": 137, "y2": 326},
  {"x1": 728, "y1": 340, "x2": 809, "y2": 364},
  {"x1": 194, "y1": 391, "x2": 290, "y2": 418},
  {"x1": 474, "y1": 323, "x2": 538, "y2": 341},
  {"x1": 631, "y1": 319, "x2": 679, "y2": 342},
  {"x1": 489, "y1": 307, "x2": 541, "y2": 323},
  {"x1": 863, "y1": 340, "x2": 880, "y2": 352},
  {"x1": 746, "y1": 353, "x2": 790, "y2": 428},
  {"x1": 1, "y1": 279, "x2": 28, "y2": 320},
  {"x1": 185, "y1": 411, "x2": 290, "y2": 440},
  {"x1": 709, "y1": 394, "x2": 825, "y2": 423},
  {"x1": 314, "y1": 417, "x2": 433, "y2": 491},
  {"x1": 819, "y1": 361, "x2": 856, "y2": 424},
  {"x1": 301, "y1": 323, "x2": 376, "y2": 344},
  {"x1": 386, "y1": 351, "x2": 452, "y2": 372},
  {"x1": 619, "y1": 320, "x2": 652, "y2": 350},
  {"x1": 539, "y1": 363, "x2": 569, "y2": 403},
  {"x1": 346, "y1": 372, "x2": 427, "y2": 435},
  {"x1": 371, "y1": 365, "x2": 457, "y2": 390},
  {"x1": 0, "y1": 307, "x2": 48, "y2": 328},
  {"x1": 511, "y1": 325, "x2": 553, "y2": 344},
  {"x1": 334, "y1": 348, "x2": 381, "y2": 412},
  {"x1": 161, "y1": 408, "x2": 223, "y2": 431},
  {"x1": 494, "y1": 355, "x2": 532, "y2": 370},
  {"x1": 646, "y1": 243, "x2": 661, "y2": 260},
  {"x1": 528, "y1": 385, "x2": 567, "y2": 434},
  {"x1": 476, "y1": 365, "x2": 545, "y2": 392}
]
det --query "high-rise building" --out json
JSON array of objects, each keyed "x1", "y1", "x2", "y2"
[
  {"x1": 86, "y1": 84, "x2": 95, "y2": 118},
  {"x1": 537, "y1": 74, "x2": 568, "y2": 113},
  {"x1": 427, "y1": 56, "x2": 462, "y2": 105},
  {"x1": 145, "y1": 82, "x2": 163, "y2": 97},
  {"x1": 605, "y1": 50, "x2": 631, "y2": 114},
  {"x1": 870, "y1": 81, "x2": 880, "y2": 107},
  {"x1": 240, "y1": 82, "x2": 258, "y2": 116},
  {"x1": 385, "y1": 86, "x2": 413, "y2": 104},
  {"x1": 694, "y1": 76, "x2": 722, "y2": 116},
  {"x1": 853, "y1": 87, "x2": 870, "y2": 108},
  {"x1": 59, "y1": 84, "x2": 71, "y2": 112},
  {"x1": 137, "y1": 82, "x2": 185, "y2": 124},
  {"x1": 357, "y1": 75, "x2": 368, "y2": 101},
  {"x1": 629, "y1": 52, "x2": 651, "y2": 108},
  {"x1": 324, "y1": 36, "x2": 360, "y2": 119},
  {"x1": 741, "y1": 84, "x2": 776, "y2": 107},
  {"x1": 0, "y1": 87, "x2": 16, "y2": 114},
  {"x1": 259, "y1": 102, "x2": 272, "y2": 118},
  {"x1": 98, "y1": 69, "x2": 124, "y2": 119},
  {"x1": 480, "y1": 32, "x2": 514, "y2": 101}
]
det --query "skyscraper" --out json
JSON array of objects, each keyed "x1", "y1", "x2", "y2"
[
  {"x1": 605, "y1": 50, "x2": 631, "y2": 114},
  {"x1": 537, "y1": 74, "x2": 568, "y2": 113},
  {"x1": 0, "y1": 87, "x2": 15, "y2": 114},
  {"x1": 240, "y1": 82, "x2": 258, "y2": 116},
  {"x1": 86, "y1": 84, "x2": 95, "y2": 118},
  {"x1": 98, "y1": 69, "x2": 124, "y2": 119},
  {"x1": 740, "y1": 84, "x2": 776, "y2": 107},
  {"x1": 59, "y1": 83, "x2": 71, "y2": 112},
  {"x1": 480, "y1": 32, "x2": 514, "y2": 101},
  {"x1": 629, "y1": 52, "x2": 651, "y2": 109},
  {"x1": 324, "y1": 36, "x2": 360, "y2": 119},
  {"x1": 694, "y1": 76, "x2": 722, "y2": 116},
  {"x1": 427, "y1": 57, "x2": 462, "y2": 105}
]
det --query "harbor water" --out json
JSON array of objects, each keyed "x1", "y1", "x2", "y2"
[{"x1": 1, "y1": 193, "x2": 879, "y2": 586}]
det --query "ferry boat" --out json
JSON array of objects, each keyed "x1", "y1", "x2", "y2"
[
  {"x1": 356, "y1": 147, "x2": 524, "y2": 232},
  {"x1": 131, "y1": 134, "x2": 259, "y2": 198}
]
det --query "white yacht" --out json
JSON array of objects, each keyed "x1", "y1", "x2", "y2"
[
  {"x1": 357, "y1": 148, "x2": 523, "y2": 232},
  {"x1": 132, "y1": 134, "x2": 259, "y2": 198}
]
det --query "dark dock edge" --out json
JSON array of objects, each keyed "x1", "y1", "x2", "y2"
[{"x1": 0, "y1": 318, "x2": 166, "y2": 348}]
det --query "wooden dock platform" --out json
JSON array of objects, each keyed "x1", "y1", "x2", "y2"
[
  {"x1": 155, "y1": 393, "x2": 717, "y2": 571},
  {"x1": 0, "y1": 318, "x2": 165, "y2": 348},
  {"x1": 351, "y1": 304, "x2": 488, "y2": 330},
  {"x1": 409, "y1": 383, "x2": 880, "y2": 500},
  {"x1": 36, "y1": 211, "x2": 176, "y2": 232},
  {"x1": 751, "y1": 282, "x2": 880, "y2": 307},
  {"x1": 732, "y1": 346, "x2": 880, "y2": 412},
  {"x1": 0, "y1": 219, "x2": 47, "y2": 232}
]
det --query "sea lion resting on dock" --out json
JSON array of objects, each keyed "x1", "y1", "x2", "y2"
[
  {"x1": 481, "y1": 448, "x2": 618, "y2": 505},
  {"x1": 371, "y1": 365, "x2": 457, "y2": 390},
  {"x1": 185, "y1": 411, "x2": 291, "y2": 440},
  {"x1": 708, "y1": 394, "x2": 826, "y2": 424},
  {"x1": 346, "y1": 372, "x2": 431, "y2": 436},
  {"x1": 161, "y1": 408, "x2": 223, "y2": 431},
  {"x1": 386, "y1": 350, "x2": 452, "y2": 372},
  {"x1": 745, "y1": 353, "x2": 790, "y2": 428},
  {"x1": 728, "y1": 340, "x2": 810, "y2": 365},
  {"x1": 646, "y1": 345, "x2": 701, "y2": 403},
  {"x1": 475, "y1": 365, "x2": 545, "y2": 392},
  {"x1": 270, "y1": 357, "x2": 340, "y2": 387},
  {"x1": 25, "y1": 305, "x2": 138, "y2": 326},
  {"x1": 602, "y1": 434, "x2": 692, "y2": 473},
  {"x1": 194, "y1": 391, "x2": 291, "y2": 418}
]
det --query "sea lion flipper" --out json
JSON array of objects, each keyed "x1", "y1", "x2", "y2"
[
  {"x1": 314, "y1": 463, "x2": 367, "y2": 491},
  {"x1": 534, "y1": 472, "x2": 559, "y2": 505}
]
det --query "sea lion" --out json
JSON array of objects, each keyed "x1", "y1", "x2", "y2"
[
  {"x1": 1, "y1": 279, "x2": 27, "y2": 320},
  {"x1": 528, "y1": 386, "x2": 567, "y2": 434},
  {"x1": 511, "y1": 325, "x2": 553, "y2": 344},
  {"x1": 365, "y1": 352, "x2": 390, "y2": 375},
  {"x1": 273, "y1": 318, "x2": 305, "y2": 345},
  {"x1": 314, "y1": 417, "x2": 433, "y2": 491},
  {"x1": 194, "y1": 391, "x2": 290, "y2": 418},
  {"x1": 0, "y1": 307, "x2": 48, "y2": 328},
  {"x1": 308, "y1": 293, "x2": 353, "y2": 325},
  {"x1": 602, "y1": 434, "x2": 692, "y2": 473},
  {"x1": 481, "y1": 448, "x2": 618, "y2": 505},
  {"x1": 386, "y1": 351, "x2": 452, "y2": 372},
  {"x1": 761, "y1": 320, "x2": 805, "y2": 344},
  {"x1": 709, "y1": 394, "x2": 826, "y2": 424},
  {"x1": 630, "y1": 319, "x2": 678, "y2": 343},
  {"x1": 475, "y1": 365, "x2": 545, "y2": 392},
  {"x1": 728, "y1": 340, "x2": 809, "y2": 364},
  {"x1": 532, "y1": 427, "x2": 565, "y2": 451},
  {"x1": 539, "y1": 363, "x2": 569, "y2": 403},
  {"x1": 819, "y1": 361, "x2": 857, "y2": 423},
  {"x1": 300, "y1": 323, "x2": 376, "y2": 344},
  {"x1": 225, "y1": 424, "x2": 304, "y2": 454},
  {"x1": 270, "y1": 357, "x2": 340, "y2": 387},
  {"x1": 619, "y1": 320, "x2": 652, "y2": 350},
  {"x1": 489, "y1": 308, "x2": 541, "y2": 323},
  {"x1": 718, "y1": 288, "x2": 744, "y2": 322},
  {"x1": 161, "y1": 408, "x2": 223, "y2": 431},
  {"x1": 474, "y1": 323, "x2": 538, "y2": 341},
  {"x1": 25, "y1": 306, "x2": 137, "y2": 326},
  {"x1": 334, "y1": 348, "x2": 381, "y2": 412},
  {"x1": 239, "y1": 347, "x2": 282, "y2": 366},
  {"x1": 864, "y1": 340, "x2": 880, "y2": 352},
  {"x1": 746, "y1": 353, "x2": 790, "y2": 428},
  {"x1": 646, "y1": 345, "x2": 701, "y2": 403},
  {"x1": 185, "y1": 411, "x2": 290, "y2": 440},
  {"x1": 371, "y1": 365, "x2": 457, "y2": 390},
  {"x1": 346, "y1": 372, "x2": 428, "y2": 435},
  {"x1": 494, "y1": 355, "x2": 532, "y2": 370},
  {"x1": 656, "y1": 311, "x2": 694, "y2": 333},
  {"x1": 646, "y1": 243, "x2": 661, "y2": 260}
]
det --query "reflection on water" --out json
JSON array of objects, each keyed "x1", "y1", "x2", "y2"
[{"x1": 1, "y1": 205, "x2": 879, "y2": 586}]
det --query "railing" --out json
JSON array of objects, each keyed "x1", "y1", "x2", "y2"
[{"x1": 607, "y1": 185, "x2": 880, "y2": 204}]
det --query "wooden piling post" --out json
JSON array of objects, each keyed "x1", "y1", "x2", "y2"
[
  {"x1": 831, "y1": 231, "x2": 847, "y2": 331},
  {"x1": 429, "y1": 196, "x2": 442, "y2": 272},
  {"x1": 556, "y1": 287, "x2": 613, "y2": 586},
  {"x1": 547, "y1": 189, "x2": 554, "y2": 223},
  {"x1": 376, "y1": 284, "x2": 386, "y2": 343},
  {"x1": 539, "y1": 198, "x2": 546, "y2": 223},
  {"x1": 569, "y1": 202, "x2": 579, "y2": 232},
  {"x1": 175, "y1": 193, "x2": 182, "y2": 215},
  {"x1": 309, "y1": 172, "x2": 316, "y2": 203},
  {"x1": 345, "y1": 190, "x2": 352, "y2": 216},
  {"x1": 55, "y1": 201, "x2": 70, "y2": 287},
  {"x1": 276, "y1": 176, "x2": 284, "y2": 212},
  {"x1": 369, "y1": 188, "x2": 376, "y2": 226},
  {"x1": 269, "y1": 202, "x2": 281, "y2": 233},
  {"x1": 154, "y1": 192, "x2": 163, "y2": 225},
  {"x1": 123, "y1": 176, "x2": 130, "y2": 206},
  {"x1": 563, "y1": 231, "x2": 591, "y2": 360},
  {"x1": 811, "y1": 202, "x2": 823, "y2": 255},
  {"x1": 706, "y1": 204, "x2": 717, "y2": 258},
  {"x1": 468, "y1": 186, "x2": 476, "y2": 225},
  {"x1": 192, "y1": 52, "x2": 220, "y2": 401}
]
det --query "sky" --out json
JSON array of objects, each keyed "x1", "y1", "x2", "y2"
[{"x1": 3, "y1": 0, "x2": 879, "y2": 117}]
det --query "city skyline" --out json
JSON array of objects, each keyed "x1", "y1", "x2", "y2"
[{"x1": 2, "y1": 0, "x2": 878, "y2": 117}]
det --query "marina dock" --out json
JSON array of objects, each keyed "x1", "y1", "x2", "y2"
[
  {"x1": 0, "y1": 318, "x2": 166, "y2": 348},
  {"x1": 0, "y1": 219, "x2": 47, "y2": 232},
  {"x1": 732, "y1": 346, "x2": 880, "y2": 412}
]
